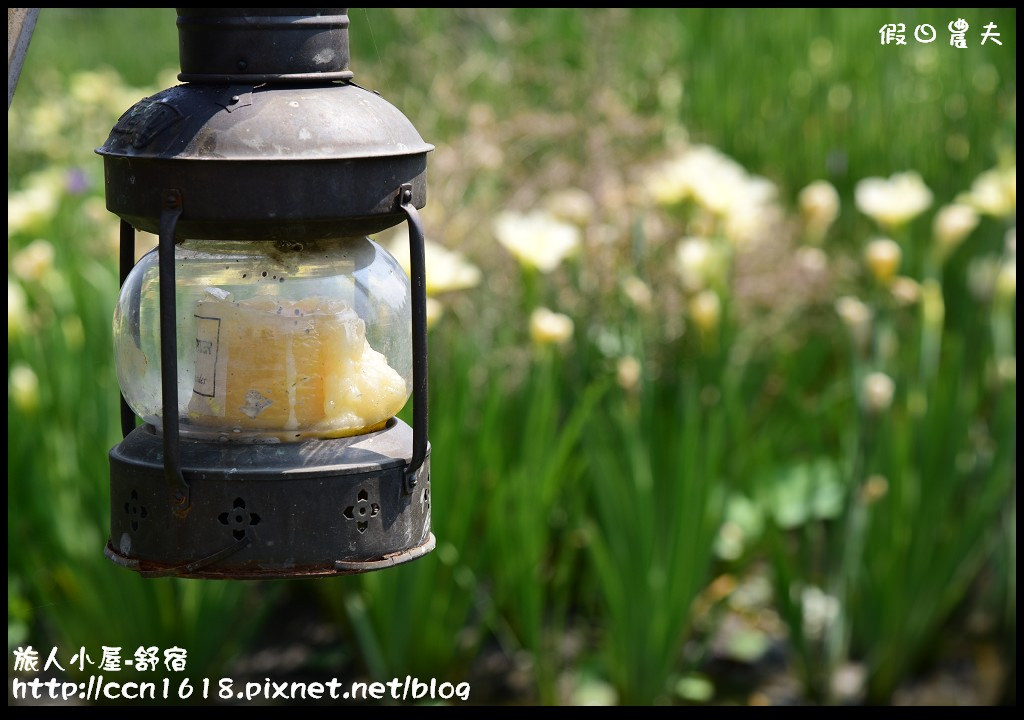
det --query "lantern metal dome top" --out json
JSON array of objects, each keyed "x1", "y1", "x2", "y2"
[{"x1": 97, "y1": 7, "x2": 433, "y2": 240}]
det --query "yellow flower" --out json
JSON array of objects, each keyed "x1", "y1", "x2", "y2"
[
  {"x1": 383, "y1": 232, "x2": 481, "y2": 296},
  {"x1": 864, "y1": 238, "x2": 902, "y2": 284},
  {"x1": 861, "y1": 371, "x2": 895, "y2": 414},
  {"x1": 861, "y1": 475, "x2": 889, "y2": 505},
  {"x1": 855, "y1": 171, "x2": 933, "y2": 228},
  {"x1": 494, "y1": 210, "x2": 581, "y2": 273},
  {"x1": 689, "y1": 289, "x2": 722, "y2": 333},
  {"x1": 9, "y1": 363, "x2": 40, "y2": 414},
  {"x1": 529, "y1": 307, "x2": 574, "y2": 346},
  {"x1": 932, "y1": 203, "x2": 979, "y2": 259},
  {"x1": 798, "y1": 180, "x2": 841, "y2": 239}
]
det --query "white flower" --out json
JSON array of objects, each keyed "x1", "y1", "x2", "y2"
[
  {"x1": 383, "y1": 232, "x2": 481, "y2": 296},
  {"x1": 996, "y1": 257, "x2": 1015, "y2": 302},
  {"x1": 796, "y1": 246, "x2": 828, "y2": 276},
  {"x1": 8, "y1": 279, "x2": 28, "y2": 340},
  {"x1": 616, "y1": 356, "x2": 642, "y2": 391},
  {"x1": 932, "y1": 203, "x2": 979, "y2": 259},
  {"x1": 967, "y1": 257, "x2": 1000, "y2": 302},
  {"x1": 425, "y1": 297, "x2": 444, "y2": 329},
  {"x1": 621, "y1": 276, "x2": 653, "y2": 310},
  {"x1": 7, "y1": 169, "x2": 64, "y2": 237},
  {"x1": 493, "y1": 210, "x2": 581, "y2": 273},
  {"x1": 9, "y1": 363, "x2": 40, "y2": 413},
  {"x1": 798, "y1": 180, "x2": 841, "y2": 237},
  {"x1": 646, "y1": 144, "x2": 779, "y2": 246},
  {"x1": 544, "y1": 188, "x2": 595, "y2": 226},
  {"x1": 889, "y1": 276, "x2": 921, "y2": 307},
  {"x1": 861, "y1": 372, "x2": 895, "y2": 414},
  {"x1": 11, "y1": 239, "x2": 56, "y2": 282},
  {"x1": 676, "y1": 237, "x2": 725, "y2": 293},
  {"x1": 864, "y1": 238, "x2": 902, "y2": 283},
  {"x1": 855, "y1": 171, "x2": 933, "y2": 228},
  {"x1": 835, "y1": 296, "x2": 872, "y2": 350},
  {"x1": 800, "y1": 586, "x2": 840, "y2": 641},
  {"x1": 957, "y1": 166, "x2": 1016, "y2": 218},
  {"x1": 645, "y1": 144, "x2": 730, "y2": 206},
  {"x1": 689, "y1": 289, "x2": 722, "y2": 333},
  {"x1": 529, "y1": 307, "x2": 574, "y2": 346}
]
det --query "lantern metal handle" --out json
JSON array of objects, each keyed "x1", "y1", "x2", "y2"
[
  {"x1": 398, "y1": 184, "x2": 429, "y2": 493},
  {"x1": 158, "y1": 190, "x2": 191, "y2": 513}
]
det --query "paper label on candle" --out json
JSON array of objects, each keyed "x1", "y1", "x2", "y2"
[
  {"x1": 192, "y1": 315, "x2": 221, "y2": 398},
  {"x1": 190, "y1": 311, "x2": 228, "y2": 415}
]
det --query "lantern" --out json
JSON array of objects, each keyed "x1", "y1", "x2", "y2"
[{"x1": 98, "y1": 8, "x2": 434, "y2": 578}]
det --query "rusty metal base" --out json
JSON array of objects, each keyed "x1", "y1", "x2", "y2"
[{"x1": 107, "y1": 419, "x2": 432, "y2": 579}]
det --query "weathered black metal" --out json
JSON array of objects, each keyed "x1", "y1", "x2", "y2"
[
  {"x1": 156, "y1": 192, "x2": 190, "y2": 513},
  {"x1": 103, "y1": 8, "x2": 434, "y2": 578},
  {"x1": 399, "y1": 185, "x2": 428, "y2": 493},
  {"x1": 107, "y1": 421, "x2": 433, "y2": 578},
  {"x1": 118, "y1": 220, "x2": 137, "y2": 439},
  {"x1": 176, "y1": 8, "x2": 354, "y2": 84},
  {"x1": 97, "y1": 82, "x2": 432, "y2": 239}
]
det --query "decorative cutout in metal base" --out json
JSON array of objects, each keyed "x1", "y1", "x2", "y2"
[{"x1": 107, "y1": 418, "x2": 431, "y2": 579}]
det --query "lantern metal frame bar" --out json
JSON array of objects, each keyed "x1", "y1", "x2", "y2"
[{"x1": 398, "y1": 183, "x2": 429, "y2": 493}]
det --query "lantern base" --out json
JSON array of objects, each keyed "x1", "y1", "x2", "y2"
[{"x1": 107, "y1": 419, "x2": 432, "y2": 579}]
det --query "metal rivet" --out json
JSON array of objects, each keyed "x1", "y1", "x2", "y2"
[
  {"x1": 237, "y1": 60, "x2": 247, "y2": 71},
  {"x1": 229, "y1": 95, "x2": 240, "y2": 104}
]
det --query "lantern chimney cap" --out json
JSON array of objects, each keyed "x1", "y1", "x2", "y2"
[{"x1": 176, "y1": 7, "x2": 354, "y2": 84}]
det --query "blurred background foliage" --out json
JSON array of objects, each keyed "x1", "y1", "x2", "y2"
[{"x1": 8, "y1": 8, "x2": 1015, "y2": 705}]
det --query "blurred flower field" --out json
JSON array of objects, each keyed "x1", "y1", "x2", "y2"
[{"x1": 8, "y1": 8, "x2": 1016, "y2": 706}]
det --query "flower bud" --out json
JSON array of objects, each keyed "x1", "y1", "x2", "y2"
[
  {"x1": 932, "y1": 203, "x2": 979, "y2": 260},
  {"x1": 689, "y1": 289, "x2": 722, "y2": 333},
  {"x1": 864, "y1": 238, "x2": 902, "y2": 284},
  {"x1": 798, "y1": 180, "x2": 840, "y2": 239},
  {"x1": 861, "y1": 371, "x2": 895, "y2": 414},
  {"x1": 530, "y1": 307, "x2": 574, "y2": 346}
]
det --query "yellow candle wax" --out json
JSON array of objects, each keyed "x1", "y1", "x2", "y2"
[{"x1": 187, "y1": 288, "x2": 407, "y2": 440}]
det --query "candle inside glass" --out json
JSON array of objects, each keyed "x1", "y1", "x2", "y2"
[{"x1": 186, "y1": 289, "x2": 408, "y2": 441}]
